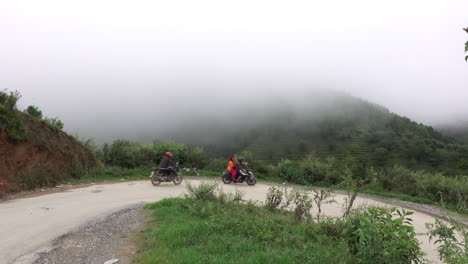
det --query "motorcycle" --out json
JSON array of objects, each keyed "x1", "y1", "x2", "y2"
[
  {"x1": 222, "y1": 165, "x2": 256, "y2": 186},
  {"x1": 150, "y1": 162, "x2": 183, "y2": 186}
]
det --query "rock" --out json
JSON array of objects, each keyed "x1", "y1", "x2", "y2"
[{"x1": 104, "y1": 258, "x2": 120, "y2": 264}]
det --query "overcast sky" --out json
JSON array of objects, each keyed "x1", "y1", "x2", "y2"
[{"x1": 1, "y1": 0, "x2": 467, "y2": 141}]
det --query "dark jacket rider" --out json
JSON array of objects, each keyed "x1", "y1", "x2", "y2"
[
  {"x1": 160, "y1": 152, "x2": 173, "y2": 168},
  {"x1": 160, "y1": 152, "x2": 176, "y2": 176}
]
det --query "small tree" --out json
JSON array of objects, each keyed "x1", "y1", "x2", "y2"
[
  {"x1": 25, "y1": 105, "x2": 43, "y2": 119},
  {"x1": 341, "y1": 161, "x2": 375, "y2": 219},
  {"x1": 0, "y1": 89, "x2": 21, "y2": 109},
  {"x1": 464, "y1": 28, "x2": 468, "y2": 61},
  {"x1": 311, "y1": 188, "x2": 335, "y2": 221}
]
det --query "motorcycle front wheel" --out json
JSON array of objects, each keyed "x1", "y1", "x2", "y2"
[
  {"x1": 173, "y1": 175, "x2": 183, "y2": 185},
  {"x1": 246, "y1": 177, "x2": 256, "y2": 186}
]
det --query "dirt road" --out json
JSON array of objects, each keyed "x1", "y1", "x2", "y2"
[{"x1": 0, "y1": 179, "x2": 451, "y2": 264}]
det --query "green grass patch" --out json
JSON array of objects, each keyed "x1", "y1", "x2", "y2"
[
  {"x1": 362, "y1": 189, "x2": 436, "y2": 205},
  {"x1": 134, "y1": 197, "x2": 355, "y2": 264}
]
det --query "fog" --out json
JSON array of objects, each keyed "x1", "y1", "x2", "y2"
[{"x1": 1, "y1": 1, "x2": 467, "y2": 143}]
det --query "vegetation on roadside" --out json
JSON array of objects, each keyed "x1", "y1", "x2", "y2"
[
  {"x1": 0, "y1": 89, "x2": 27, "y2": 141},
  {"x1": 134, "y1": 182, "x2": 426, "y2": 264},
  {"x1": 3, "y1": 89, "x2": 467, "y2": 217}
]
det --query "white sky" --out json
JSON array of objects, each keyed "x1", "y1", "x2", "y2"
[{"x1": 1, "y1": 0, "x2": 467, "y2": 140}]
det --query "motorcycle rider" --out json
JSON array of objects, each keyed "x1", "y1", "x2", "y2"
[
  {"x1": 234, "y1": 156, "x2": 246, "y2": 182},
  {"x1": 227, "y1": 156, "x2": 236, "y2": 181},
  {"x1": 160, "y1": 152, "x2": 176, "y2": 178}
]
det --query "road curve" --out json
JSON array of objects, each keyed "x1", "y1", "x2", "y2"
[{"x1": 0, "y1": 179, "x2": 445, "y2": 264}]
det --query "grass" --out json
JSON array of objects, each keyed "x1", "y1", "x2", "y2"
[
  {"x1": 362, "y1": 189, "x2": 436, "y2": 205},
  {"x1": 134, "y1": 197, "x2": 355, "y2": 264}
]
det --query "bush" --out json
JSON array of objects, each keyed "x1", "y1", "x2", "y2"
[
  {"x1": 299, "y1": 154, "x2": 329, "y2": 183},
  {"x1": 240, "y1": 151, "x2": 270, "y2": 177},
  {"x1": 378, "y1": 166, "x2": 468, "y2": 211},
  {"x1": 44, "y1": 117, "x2": 64, "y2": 131},
  {"x1": 203, "y1": 158, "x2": 226, "y2": 172},
  {"x1": 317, "y1": 217, "x2": 346, "y2": 239},
  {"x1": 427, "y1": 218, "x2": 467, "y2": 264},
  {"x1": 287, "y1": 188, "x2": 314, "y2": 221},
  {"x1": 0, "y1": 89, "x2": 26, "y2": 141},
  {"x1": 11, "y1": 165, "x2": 58, "y2": 190},
  {"x1": 107, "y1": 140, "x2": 156, "y2": 168},
  {"x1": 0, "y1": 105, "x2": 26, "y2": 141},
  {"x1": 25, "y1": 105, "x2": 43, "y2": 119},
  {"x1": 343, "y1": 206, "x2": 424, "y2": 264},
  {"x1": 277, "y1": 159, "x2": 307, "y2": 184},
  {"x1": 265, "y1": 186, "x2": 284, "y2": 211},
  {"x1": 185, "y1": 181, "x2": 219, "y2": 201},
  {"x1": 379, "y1": 166, "x2": 420, "y2": 196},
  {"x1": 0, "y1": 89, "x2": 21, "y2": 109}
]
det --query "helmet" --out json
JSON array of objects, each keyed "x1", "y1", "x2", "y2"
[
  {"x1": 238, "y1": 156, "x2": 244, "y2": 162},
  {"x1": 165, "y1": 152, "x2": 172, "y2": 157}
]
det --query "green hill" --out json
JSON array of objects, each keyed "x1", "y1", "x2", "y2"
[{"x1": 173, "y1": 91, "x2": 468, "y2": 175}]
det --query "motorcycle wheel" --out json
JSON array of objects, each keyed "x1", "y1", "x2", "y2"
[
  {"x1": 173, "y1": 175, "x2": 183, "y2": 185},
  {"x1": 151, "y1": 174, "x2": 162, "y2": 186},
  {"x1": 222, "y1": 174, "x2": 232, "y2": 184},
  {"x1": 246, "y1": 177, "x2": 256, "y2": 186}
]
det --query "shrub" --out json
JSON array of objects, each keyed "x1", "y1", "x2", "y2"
[
  {"x1": 240, "y1": 151, "x2": 269, "y2": 177},
  {"x1": 380, "y1": 166, "x2": 421, "y2": 196},
  {"x1": 426, "y1": 218, "x2": 467, "y2": 264},
  {"x1": 0, "y1": 89, "x2": 21, "y2": 109},
  {"x1": 343, "y1": 207, "x2": 424, "y2": 264},
  {"x1": 317, "y1": 217, "x2": 346, "y2": 239},
  {"x1": 0, "y1": 105, "x2": 26, "y2": 141},
  {"x1": 311, "y1": 188, "x2": 335, "y2": 221},
  {"x1": 299, "y1": 154, "x2": 328, "y2": 183},
  {"x1": 203, "y1": 158, "x2": 226, "y2": 172},
  {"x1": 265, "y1": 186, "x2": 285, "y2": 211},
  {"x1": 44, "y1": 117, "x2": 64, "y2": 131},
  {"x1": 277, "y1": 159, "x2": 307, "y2": 184},
  {"x1": 0, "y1": 89, "x2": 26, "y2": 141},
  {"x1": 286, "y1": 188, "x2": 314, "y2": 221},
  {"x1": 25, "y1": 105, "x2": 43, "y2": 119},
  {"x1": 185, "y1": 181, "x2": 219, "y2": 201},
  {"x1": 107, "y1": 140, "x2": 155, "y2": 168},
  {"x1": 12, "y1": 165, "x2": 58, "y2": 190}
]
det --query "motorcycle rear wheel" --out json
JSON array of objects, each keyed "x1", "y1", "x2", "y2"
[
  {"x1": 173, "y1": 175, "x2": 183, "y2": 185},
  {"x1": 151, "y1": 173, "x2": 162, "y2": 186},
  {"x1": 222, "y1": 174, "x2": 232, "y2": 184}
]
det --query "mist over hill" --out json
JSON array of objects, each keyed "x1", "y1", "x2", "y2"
[{"x1": 125, "y1": 89, "x2": 467, "y2": 175}]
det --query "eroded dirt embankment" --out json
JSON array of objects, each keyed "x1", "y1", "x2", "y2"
[{"x1": 0, "y1": 114, "x2": 98, "y2": 194}]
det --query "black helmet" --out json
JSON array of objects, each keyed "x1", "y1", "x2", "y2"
[{"x1": 238, "y1": 156, "x2": 244, "y2": 162}]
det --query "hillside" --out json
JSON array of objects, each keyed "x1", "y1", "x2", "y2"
[
  {"x1": 437, "y1": 123, "x2": 468, "y2": 145},
  {"x1": 0, "y1": 91, "x2": 98, "y2": 194},
  {"x1": 168, "y1": 91, "x2": 468, "y2": 175}
]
